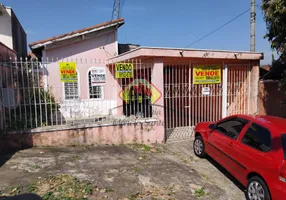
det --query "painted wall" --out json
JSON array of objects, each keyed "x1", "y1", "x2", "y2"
[
  {"x1": 11, "y1": 9, "x2": 27, "y2": 57},
  {"x1": 0, "y1": 7, "x2": 27, "y2": 57},
  {"x1": 162, "y1": 59, "x2": 256, "y2": 125},
  {"x1": 0, "y1": 8, "x2": 12, "y2": 49},
  {"x1": 43, "y1": 29, "x2": 121, "y2": 120},
  {"x1": 258, "y1": 81, "x2": 286, "y2": 118},
  {"x1": 0, "y1": 121, "x2": 163, "y2": 154}
]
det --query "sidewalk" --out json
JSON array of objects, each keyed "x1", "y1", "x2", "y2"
[{"x1": 0, "y1": 141, "x2": 244, "y2": 199}]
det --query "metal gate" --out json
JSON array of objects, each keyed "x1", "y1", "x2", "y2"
[
  {"x1": 164, "y1": 63, "x2": 251, "y2": 140},
  {"x1": 227, "y1": 64, "x2": 251, "y2": 115}
]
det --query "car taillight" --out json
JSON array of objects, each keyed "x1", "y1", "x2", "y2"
[{"x1": 280, "y1": 161, "x2": 286, "y2": 183}]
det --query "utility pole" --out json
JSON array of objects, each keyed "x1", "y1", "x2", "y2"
[{"x1": 250, "y1": 0, "x2": 256, "y2": 52}]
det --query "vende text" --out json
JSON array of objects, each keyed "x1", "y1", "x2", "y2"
[
  {"x1": 61, "y1": 70, "x2": 75, "y2": 74},
  {"x1": 196, "y1": 71, "x2": 219, "y2": 76}
]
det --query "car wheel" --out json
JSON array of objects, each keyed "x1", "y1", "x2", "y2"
[
  {"x1": 246, "y1": 176, "x2": 271, "y2": 200},
  {"x1": 193, "y1": 135, "x2": 206, "y2": 158}
]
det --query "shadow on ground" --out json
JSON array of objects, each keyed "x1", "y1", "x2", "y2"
[
  {"x1": 0, "y1": 133, "x2": 34, "y2": 167},
  {"x1": 0, "y1": 152, "x2": 16, "y2": 168},
  {"x1": 206, "y1": 155, "x2": 245, "y2": 192}
]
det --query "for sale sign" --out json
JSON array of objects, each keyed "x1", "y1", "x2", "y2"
[
  {"x1": 59, "y1": 62, "x2": 77, "y2": 82},
  {"x1": 193, "y1": 65, "x2": 221, "y2": 84},
  {"x1": 115, "y1": 63, "x2": 134, "y2": 78},
  {"x1": 90, "y1": 67, "x2": 106, "y2": 86}
]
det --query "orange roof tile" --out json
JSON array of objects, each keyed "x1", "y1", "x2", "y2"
[{"x1": 29, "y1": 18, "x2": 124, "y2": 48}]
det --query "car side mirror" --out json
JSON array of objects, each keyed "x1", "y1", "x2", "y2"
[{"x1": 208, "y1": 124, "x2": 216, "y2": 130}]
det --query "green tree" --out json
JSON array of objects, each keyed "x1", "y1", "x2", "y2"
[
  {"x1": 262, "y1": 0, "x2": 286, "y2": 107},
  {"x1": 262, "y1": 0, "x2": 286, "y2": 61}
]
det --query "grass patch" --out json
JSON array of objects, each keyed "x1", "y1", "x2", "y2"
[
  {"x1": 195, "y1": 187, "x2": 206, "y2": 198},
  {"x1": 105, "y1": 187, "x2": 113, "y2": 193},
  {"x1": 143, "y1": 145, "x2": 151, "y2": 152},
  {"x1": 71, "y1": 155, "x2": 80, "y2": 161},
  {"x1": 127, "y1": 144, "x2": 151, "y2": 152},
  {"x1": 132, "y1": 167, "x2": 142, "y2": 173},
  {"x1": 9, "y1": 186, "x2": 23, "y2": 195},
  {"x1": 127, "y1": 143, "x2": 166, "y2": 154},
  {"x1": 32, "y1": 164, "x2": 42, "y2": 170},
  {"x1": 83, "y1": 183, "x2": 94, "y2": 195},
  {"x1": 27, "y1": 183, "x2": 37, "y2": 193},
  {"x1": 4, "y1": 174, "x2": 95, "y2": 200},
  {"x1": 129, "y1": 192, "x2": 140, "y2": 200}
]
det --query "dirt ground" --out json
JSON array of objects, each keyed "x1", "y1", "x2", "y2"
[{"x1": 0, "y1": 139, "x2": 245, "y2": 200}]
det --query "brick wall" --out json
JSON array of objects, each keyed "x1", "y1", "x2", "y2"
[{"x1": 258, "y1": 80, "x2": 286, "y2": 118}]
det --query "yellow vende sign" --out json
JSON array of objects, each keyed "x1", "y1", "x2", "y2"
[
  {"x1": 193, "y1": 65, "x2": 221, "y2": 84},
  {"x1": 59, "y1": 62, "x2": 77, "y2": 82},
  {"x1": 115, "y1": 63, "x2": 134, "y2": 78}
]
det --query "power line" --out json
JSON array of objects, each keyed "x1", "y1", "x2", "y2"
[{"x1": 183, "y1": 4, "x2": 260, "y2": 49}]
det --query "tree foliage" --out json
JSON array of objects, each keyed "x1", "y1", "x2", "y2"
[
  {"x1": 4, "y1": 60, "x2": 58, "y2": 131},
  {"x1": 262, "y1": 0, "x2": 286, "y2": 60}
]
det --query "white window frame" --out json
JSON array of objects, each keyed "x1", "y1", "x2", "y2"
[
  {"x1": 87, "y1": 67, "x2": 104, "y2": 100},
  {"x1": 62, "y1": 70, "x2": 80, "y2": 100}
]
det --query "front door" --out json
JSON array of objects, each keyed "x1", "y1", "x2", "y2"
[
  {"x1": 235, "y1": 123, "x2": 275, "y2": 184},
  {"x1": 208, "y1": 117, "x2": 248, "y2": 173}
]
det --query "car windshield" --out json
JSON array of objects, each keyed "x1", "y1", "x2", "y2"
[{"x1": 282, "y1": 134, "x2": 286, "y2": 160}]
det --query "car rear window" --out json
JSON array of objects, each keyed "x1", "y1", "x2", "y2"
[{"x1": 282, "y1": 134, "x2": 286, "y2": 160}]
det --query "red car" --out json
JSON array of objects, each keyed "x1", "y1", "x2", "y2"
[{"x1": 193, "y1": 115, "x2": 286, "y2": 200}]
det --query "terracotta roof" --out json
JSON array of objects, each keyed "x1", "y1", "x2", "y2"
[
  {"x1": 29, "y1": 18, "x2": 124, "y2": 48},
  {"x1": 260, "y1": 65, "x2": 271, "y2": 71},
  {"x1": 28, "y1": 51, "x2": 38, "y2": 59}
]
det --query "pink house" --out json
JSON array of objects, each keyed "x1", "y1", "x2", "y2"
[
  {"x1": 28, "y1": 18, "x2": 264, "y2": 144},
  {"x1": 30, "y1": 19, "x2": 124, "y2": 121}
]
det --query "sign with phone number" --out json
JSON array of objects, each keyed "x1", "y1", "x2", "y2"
[
  {"x1": 193, "y1": 65, "x2": 221, "y2": 84},
  {"x1": 115, "y1": 63, "x2": 134, "y2": 78},
  {"x1": 90, "y1": 67, "x2": 106, "y2": 86},
  {"x1": 59, "y1": 62, "x2": 77, "y2": 82}
]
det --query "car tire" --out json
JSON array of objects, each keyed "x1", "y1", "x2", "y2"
[
  {"x1": 193, "y1": 135, "x2": 206, "y2": 158},
  {"x1": 245, "y1": 176, "x2": 271, "y2": 200}
]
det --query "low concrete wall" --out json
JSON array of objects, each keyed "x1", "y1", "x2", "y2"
[{"x1": 0, "y1": 120, "x2": 164, "y2": 154}]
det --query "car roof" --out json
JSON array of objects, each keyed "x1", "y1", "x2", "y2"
[{"x1": 234, "y1": 114, "x2": 286, "y2": 135}]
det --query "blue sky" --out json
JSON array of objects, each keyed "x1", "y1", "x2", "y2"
[{"x1": 2, "y1": 0, "x2": 272, "y2": 64}]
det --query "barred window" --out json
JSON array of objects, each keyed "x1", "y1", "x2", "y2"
[
  {"x1": 88, "y1": 69, "x2": 104, "y2": 99},
  {"x1": 64, "y1": 72, "x2": 79, "y2": 100},
  {"x1": 89, "y1": 85, "x2": 103, "y2": 99}
]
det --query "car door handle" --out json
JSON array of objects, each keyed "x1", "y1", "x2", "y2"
[{"x1": 228, "y1": 142, "x2": 234, "y2": 147}]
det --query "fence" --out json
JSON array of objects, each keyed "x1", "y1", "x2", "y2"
[
  {"x1": 163, "y1": 63, "x2": 251, "y2": 130},
  {"x1": 0, "y1": 58, "x2": 157, "y2": 133},
  {"x1": 0, "y1": 58, "x2": 253, "y2": 134}
]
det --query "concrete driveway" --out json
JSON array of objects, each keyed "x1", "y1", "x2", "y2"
[{"x1": 0, "y1": 139, "x2": 244, "y2": 200}]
